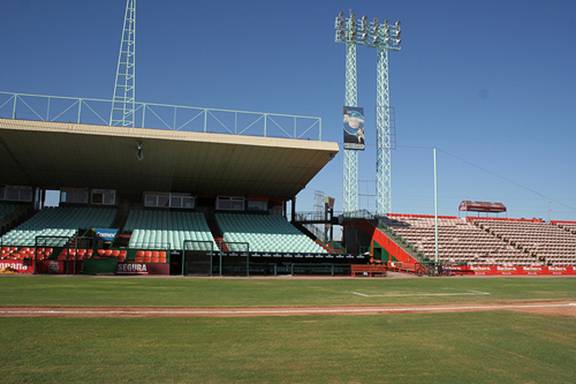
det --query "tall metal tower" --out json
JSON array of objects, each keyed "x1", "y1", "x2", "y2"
[
  {"x1": 336, "y1": 11, "x2": 359, "y2": 213},
  {"x1": 335, "y1": 11, "x2": 401, "y2": 216},
  {"x1": 110, "y1": 0, "x2": 136, "y2": 127}
]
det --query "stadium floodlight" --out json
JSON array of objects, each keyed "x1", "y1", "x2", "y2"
[
  {"x1": 335, "y1": 10, "x2": 402, "y2": 215},
  {"x1": 336, "y1": 12, "x2": 401, "y2": 51}
]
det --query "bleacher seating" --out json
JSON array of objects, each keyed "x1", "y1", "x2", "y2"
[
  {"x1": 124, "y1": 209, "x2": 216, "y2": 251},
  {"x1": 134, "y1": 250, "x2": 167, "y2": 263},
  {"x1": 0, "y1": 206, "x2": 116, "y2": 247},
  {"x1": 382, "y1": 214, "x2": 536, "y2": 265},
  {"x1": 216, "y1": 213, "x2": 327, "y2": 254},
  {"x1": 473, "y1": 219, "x2": 576, "y2": 266},
  {"x1": 0, "y1": 246, "x2": 53, "y2": 260},
  {"x1": 554, "y1": 221, "x2": 576, "y2": 235}
]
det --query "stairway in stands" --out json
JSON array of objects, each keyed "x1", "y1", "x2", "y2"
[
  {"x1": 292, "y1": 221, "x2": 332, "y2": 253},
  {"x1": 205, "y1": 212, "x2": 227, "y2": 252}
]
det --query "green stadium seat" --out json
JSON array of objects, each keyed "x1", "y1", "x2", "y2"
[
  {"x1": 124, "y1": 209, "x2": 216, "y2": 251},
  {"x1": 215, "y1": 214, "x2": 327, "y2": 254},
  {"x1": 0, "y1": 206, "x2": 116, "y2": 247}
]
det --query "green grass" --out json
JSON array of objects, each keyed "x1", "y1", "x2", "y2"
[
  {"x1": 0, "y1": 275, "x2": 574, "y2": 307},
  {"x1": 1, "y1": 312, "x2": 575, "y2": 383}
]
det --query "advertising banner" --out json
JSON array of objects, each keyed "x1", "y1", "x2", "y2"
[
  {"x1": 343, "y1": 106, "x2": 365, "y2": 150},
  {"x1": 452, "y1": 265, "x2": 576, "y2": 276},
  {"x1": 115, "y1": 263, "x2": 170, "y2": 275},
  {"x1": 0, "y1": 260, "x2": 34, "y2": 274},
  {"x1": 94, "y1": 228, "x2": 119, "y2": 243}
]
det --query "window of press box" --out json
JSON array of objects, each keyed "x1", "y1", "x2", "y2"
[{"x1": 216, "y1": 196, "x2": 245, "y2": 211}]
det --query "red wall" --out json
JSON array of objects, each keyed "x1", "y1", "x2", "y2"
[{"x1": 371, "y1": 229, "x2": 422, "y2": 272}]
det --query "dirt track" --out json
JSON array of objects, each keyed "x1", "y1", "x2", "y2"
[{"x1": 0, "y1": 301, "x2": 574, "y2": 318}]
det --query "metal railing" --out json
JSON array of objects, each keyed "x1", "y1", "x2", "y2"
[{"x1": 0, "y1": 91, "x2": 323, "y2": 140}]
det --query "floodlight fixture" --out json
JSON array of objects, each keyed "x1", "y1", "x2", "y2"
[{"x1": 335, "y1": 12, "x2": 400, "y2": 50}]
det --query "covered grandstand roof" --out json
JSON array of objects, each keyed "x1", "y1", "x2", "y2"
[{"x1": 0, "y1": 118, "x2": 338, "y2": 198}]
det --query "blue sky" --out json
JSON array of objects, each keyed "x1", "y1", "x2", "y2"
[{"x1": 1, "y1": 0, "x2": 575, "y2": 219}]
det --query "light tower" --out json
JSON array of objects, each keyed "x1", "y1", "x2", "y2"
[
  {"x1": 335, "y1": 11, "x2": 401, "y2": 216},
  {"x1": 335, "y1": 11, "x2": 359, "y2": 213},
  {"x1": 110, "y1": 0, "x2": 136, "y2": 127}
]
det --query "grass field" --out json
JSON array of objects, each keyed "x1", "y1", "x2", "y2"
[
  {"x1": 1, "y1": 276, "x2": 575, "y2": 383},
  {"x1": 0, "y1": 275, "x2": 574, "y2": 307}
]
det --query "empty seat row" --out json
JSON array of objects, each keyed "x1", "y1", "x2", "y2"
[
  {"x1": 383, "y1": 215, "x2": 536, "y2": 266},
  {"x1": 124, "y1": 209, "x2": 216, "y2": 251},
  {"x1": 0, "y1": 206, "x2": 116, "y2": 247},
  {"x1": 473, "y1": 219, "x2": 576, "y2": 265},
  {"x1": 216, "y1": 214, "x2": 327, "y2": 254},
  {"x1": 134, "y1": 250, "x2": 167, "y2": 263}
]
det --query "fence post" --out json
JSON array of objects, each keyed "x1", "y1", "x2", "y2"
[
  {"x1": 12, "y1": 94, "x2": 17, "y2": 119},
  {"x1": 173, "y1": 106, "x2": 177, "y2": 130},
  {"x1": 141, "y1": 103, "x2": 146, "y2": 127},
  {"x1": 203, "y1": 109, "x2": 208, "y2": 132},
  {"x1": 219, "y1": 252, "x2": 223, "y2": 276},
  {"x1": 246, "y1": 252, "x2": 250, "y2": 277},
  {"x1": 77, "y1": 99, "x2": 83, "y2": 124}
]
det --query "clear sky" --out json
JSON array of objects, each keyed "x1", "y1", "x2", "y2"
[{"x1": 1, "y1": 0, "x2": 575, "y2": 219}]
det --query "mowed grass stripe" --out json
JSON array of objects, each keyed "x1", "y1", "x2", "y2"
[
  {"x1": 0, "y1": 312, "x2": 575, "y2": 384},
  {"x1": 0, "y1": 276, "x2": 574, "y2": 307}
]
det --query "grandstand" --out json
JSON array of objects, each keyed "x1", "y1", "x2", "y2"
[
  {"x1": 553, "y1": 220, "x2": 576, "y2": 235},
  {"x1": 216, "y1": 213, "x2": 327, "y2": 254},
  {"x1": 0, "y1": 112, "x2": 342, "y2": 275},
  {"x1": 0, "y1": 206, "x2": 116, "y2": 247},
  {"x1": 124, "y1": 209, "x2": 216, "y2": 251},
  {"x1": 380, "y1": 214, "x2": 535, "y2": 266},
  {"x1": 472, "y1": 218, "x2": 576, "y2": 267},
  {"x1": 375, "y1": 214, "x2": 576, "y2": 269}
]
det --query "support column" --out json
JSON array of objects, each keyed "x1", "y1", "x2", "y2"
[
  {"x1": 343, "y1": 42, "x2": 359, "y2": 213},
  {"x1": 376, "y1": 48, "x2": 391, "y2": 216}
]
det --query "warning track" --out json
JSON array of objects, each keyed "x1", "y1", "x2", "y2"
[{"x1": 0, "y1": 301, "x2": 574, "y2": 318}]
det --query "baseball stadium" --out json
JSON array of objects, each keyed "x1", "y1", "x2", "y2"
[{"x1": 0, "y1": 1, "x2": 575, "y2": 383}]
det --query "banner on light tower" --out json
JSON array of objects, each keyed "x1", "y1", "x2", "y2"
[{"x1": 343, "y1": 106, "x2": 365, "y2": 150}]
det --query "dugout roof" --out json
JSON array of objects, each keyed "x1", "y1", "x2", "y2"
[{"x1": 0, "y1": 118, "x2": 338, "y2": 199}]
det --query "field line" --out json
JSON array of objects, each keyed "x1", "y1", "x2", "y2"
[{"x1": 351, "y1": 290, "x2": 491, "y2": 298}]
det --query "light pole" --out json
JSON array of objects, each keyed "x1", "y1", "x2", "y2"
[
  {"x1": 335, "y1": 11, "x2": 359, "y2": 214},
  {"x1": 335, "y1": 11, "x2": 401, "y2": 215}
]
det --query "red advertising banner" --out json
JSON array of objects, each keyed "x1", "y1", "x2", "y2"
[
  {"x1": 452, "y1": 265, "x2": 576, "y2": 276},
  {"x1": 115, "y1": 263, "x2": 169, "y2": 275},
  {"x1": 0, "y1": 260, "x2": 35, "y2": 274}
]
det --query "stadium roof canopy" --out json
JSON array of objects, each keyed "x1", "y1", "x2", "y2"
[{"x1": 0, "y1": 118, "x2": 339, "y2": 199}]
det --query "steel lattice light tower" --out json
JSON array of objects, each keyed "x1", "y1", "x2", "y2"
[
  {"x1": 110, "y1": 0, "x2": 136, "y2": 127},
  {"x1": 335, "y1": 11, "x2": 359, "y2": 213},
  {"x1": 335, "y1": 11, "x2": 401, "y2": 215}
]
